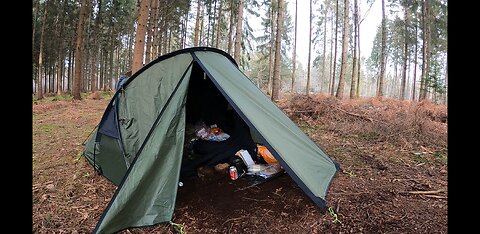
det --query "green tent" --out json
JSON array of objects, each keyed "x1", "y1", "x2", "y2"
[{"x1": 83, "y1": 47, "x2": 339, "y2": 233}]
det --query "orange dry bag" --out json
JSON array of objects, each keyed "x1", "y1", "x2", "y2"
[{"x1": 257, "y1": 145, "x2": 278, "y2": 164}]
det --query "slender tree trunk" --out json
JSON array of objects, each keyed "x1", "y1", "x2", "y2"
[
  {"x1": 329, "y1": 10, "x2": 334, "y2": 95},
  {"x1": 267, "y1": 2, "x2": 275, "y2": 95},
  {"x1": 227, "y1": 0, "x2": 235, "y2": 54},
  {"x1": 199, "y1": 4, "x2": 205, "y2": 46},
  {"x1": 233, "y1": 0, "x2": 244, "y2": 64},
  {"x1": 206, "y1": 1, "x2": 212, "y2": 46},
  {"x1": 32, "y1": 0, "x2": 39, "y2": 66},
  {"x1": 194, "y1": 0, "x2": 202, "y2": 46},
  {"x1": 100, "y1": 49, "x2": 104, "y2": 90},
  {"x1": 183, "y1": 8, "x2": 189, "y2": 49},
  {"x1": 145, "y1": 0, "x2": 158, "y2": 64},
  {"x1": 90, "y1": 0, "x2": 102, "y2": 92},
  {"x1": 356, "y1": 0, "x2": 361, "y2": 98},
  {"x1": 168, "y1": 29, "x2": 172, "y2": 52},
  {"x1": 321, "y1": 4, "x2": 327, "y2": 94},
  {"x1": 377, "y1": 0, "x2": 386, "y2": 97},
  {"x1": 44, "y1": 67, "x2": 48, "y2": 94},
  {"x1": 291, "y1": 0, "x2": 297, "y2": 93},
  {"x1": 215, "y1": 0, "x2": 223, "y2": 48},
  {"x1": 336, "y1": 0, "x2": 349, "y2": 99},
  {"x1": 412, "y1": 21, "x2": 418, "y2": 100},
  {"x1": 350, "y1": 0, "x2": 358, "y2": 99},
  {"x1": 162, "y1": 19, "x2": 168, "y2": 54},
  {"x1": 444, "y1": 62, "x2": 447, "y2": 104},
  {"x1": 109, "y1": 30, "x2": 115, "y2": 90},
  {"x1": 271, "y1": 0, "x2": 284, "y2": 101},
  {"x1": 73, "y1": 0, "x2": 87, "y2": 100},
  {"x1": 306, "y1": 0, "x2": 313, "y2": 96},
  {"x1": 57, "y1": 42, "x2": 64, "y2": 95},
  {"x1": 400, "y1": 7, "x2": 409, "y2": 100},
  {"x1": 210, "y1": 0, "x2": 218, "y2": 47},
  {"x1": 419, "y1": 0, "x2": 431, "y2": 100},
  {"x1": 331, "y1": 0, "x2": 339, "y2": 96},
  {"x1": 67, "y1": 45, "x2": 72, "y2": 93},
  {"x1": 36, "y1": 2, "x2": 47, "y2": 99},
  {"x1": 128, "y1": 23, "x2": 134, "y2": 68},
  {"x1": 132, "y1": 0, "x2": 151, "y2": 73},
  {"x1": 36, "y1": 3, "x2": 48, "y2": 99}
]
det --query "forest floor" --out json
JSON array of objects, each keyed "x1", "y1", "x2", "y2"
[{"x1": 32, "y1": 92, "x2": 447, "y2": 234}]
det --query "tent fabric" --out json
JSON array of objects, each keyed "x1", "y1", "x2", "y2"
[
  {"x1": 82, "y1": 47, "x2": 339, "y2": 234},
  {"x1": 94, "y1": 66, "x2": 191, "y2": 233},
  {"x1": 117, "y1": 54, "x2": 193, "y2": 166}
]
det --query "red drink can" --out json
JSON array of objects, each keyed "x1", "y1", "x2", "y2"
[{"x1": 229, "y1": 166, "x2": 238, "y2": 180}]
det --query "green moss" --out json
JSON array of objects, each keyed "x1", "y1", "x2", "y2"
[{"x1": 37, "y1": 123, "x2": 60, "y2": 133}]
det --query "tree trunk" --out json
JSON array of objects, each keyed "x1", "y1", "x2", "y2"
[
  {"x1": 233, "y1": 0, "x2": 244, "y2": 64},
  {"x1": 306, "y1": 0, "x2": 313, "y2": 96},
  {"x1": 419, "y1": 0, "x2": 431, "y2": 100},
  {"x1": 109, "y1": 30, "x2": 115, "y2": 91},
  {"x1": 329, "y1": 9, "x2": 334, "y2": 95},
  {"x1": 194, "y1": 0, "x2": 202, "y2": 46},
  {"x1": 100, "y1": 49, "x2": 104, "y2": 90},
  {"x1": 227, "y1": 0, "x2": 235, "y2": 54},
  {"x1": 132, "y1": 0, "x2": 151, "y2": 73},
  {"x1": 128, "y1": 22, "x2": 135, "y2": 68},
  {"x1": 145, "y1": 0, "x2": 158, "y2": 64},
  {"x1": 321, "y1": 3, "x2": 327, "y2": 94},
  {"x1": 36, "y1": 3, "x2": 47, "y2": 99},
  {"x1": 400, "y1": 7, "x2": 409, "y2": 100},
  {"x1": 183, "y1": 7, "x2": 189, "y2": 49},
  {"x1": 73, "y1": 0, "x2": 87, "y2": 100},
  {"x1": 67, "y1": 44, "x2": 72, "y2": 93},
  {"x1": 57, "y1": 40, "x2": 64, "y2": 95},
  {"x1": 32, "y1": 0, "x2": 39, "y2": 64},
  {"x1": 291, "y1": 0, "x2": 297, "y2": 93},
  {"x1": 331, "y1": 0, "x2": 339, "y2": 96},
  {"x1": 90, "y1": 0, "x2": 102, "y2": 92},
  {"x1": 356, "y1": 0, "x2": 361, "y2": 98},
  {"x1": 271, "y1": 0, "x2": 284, "y2": 101},
  {"x1": 350, "y1": 0, "x2": 358, "y2": 99},
  {"x1": 210, "y1": 0, "x2": 218, "y2": 47},
  {"x1": 199, "y1": 4, "x2": 205, "y2": 46},
  {"x1": 412, "y1": 20, "x2": 418, "y2": 101},
  {"x1": 206, "y1": 1, "x2": 212, "y2": 46},
  {"x1": 377, "y1": 0, "x2": 386, "y2": 97},
  {"x1": 215, "y1": 0, "x2": 223, "y2": 48},
  {"x1": 267, "y1": 2, "x2": 275, "y2": 95},
  {"x1": 337, "y1": 0, "x2": 352, "y2": 98}
]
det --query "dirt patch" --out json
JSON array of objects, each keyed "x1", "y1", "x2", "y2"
[{"x1": 32, "y1": 94, "x2": 447, "y2": 233}]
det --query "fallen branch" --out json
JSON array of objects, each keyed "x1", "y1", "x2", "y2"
[
  {"x1": 423, "y1": 194, "x2": 447, "y2": 199},
  {"x1": 407, "y1": 189, "x2": 445, "y2": 195},
  {"x1": 335, "y1": 107, "x2": 375, "y2": 123},
  {"x1": 398, "y1": 189, "x2": 446, "y2": 196}
]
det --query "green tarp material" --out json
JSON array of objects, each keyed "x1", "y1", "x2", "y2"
[{"x1": 83, "y1": 47, "x2": 339, "y2": 234}]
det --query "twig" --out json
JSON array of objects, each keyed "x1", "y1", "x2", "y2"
[
  {"x1": 222, "y1": 217, "x2": 244, "y2": 225},
  {"x1": 241, "y1": 196, "x2": 269, "y2": 202},
  {"x1": 335, "y1": 199, "x2": 341, "y2": 213}
]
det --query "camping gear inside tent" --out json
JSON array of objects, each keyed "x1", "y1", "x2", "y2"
[{"x1": 82, "y1": 47, "x2": 339, "y2": 234}]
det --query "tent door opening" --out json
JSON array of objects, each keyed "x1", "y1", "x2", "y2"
[{"x1": 180, "y1": 62, "x2": 259, "y2": 179}]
